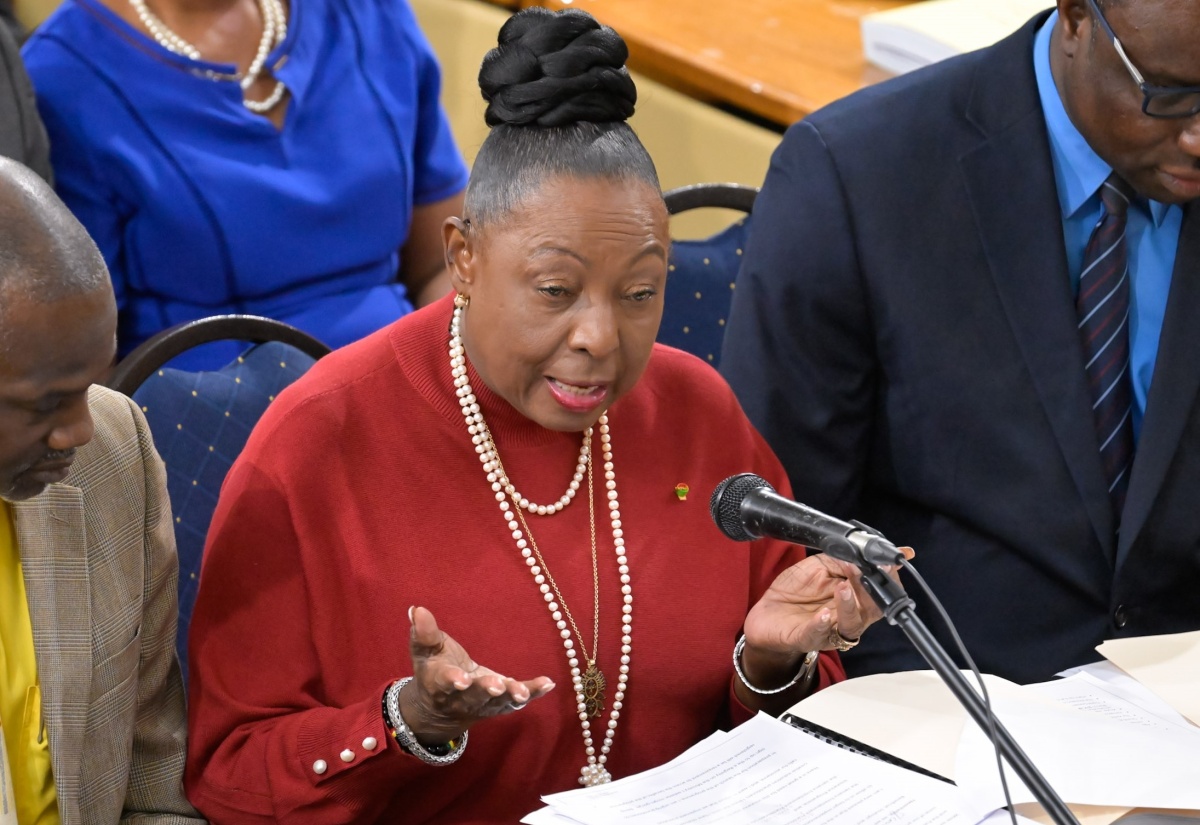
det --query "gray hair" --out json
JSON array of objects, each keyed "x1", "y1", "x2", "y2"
[{"x1": 464, "y1": 122, "x2": 660, "y2": 228}]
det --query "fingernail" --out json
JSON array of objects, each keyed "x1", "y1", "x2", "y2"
[
  {"x1": 454, "y1": 679, "x2": 469, "y2": 690},
  {"x1": 408, "y1": 606, "x2": 415, "y2": 623},
  {"x1": 821, "y1": 609, "x2": 832, "y2": 623},
  {"x1": 840, "y1": 587, "x2": 853, "y2": 601},
  {"x1": 488, "y1": 685, "x2": 504, "y2": 696}
]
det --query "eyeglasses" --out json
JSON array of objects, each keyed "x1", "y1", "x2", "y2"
[{"x1": 1086, "y1": 0, "x2": 1200, "y2": 119}]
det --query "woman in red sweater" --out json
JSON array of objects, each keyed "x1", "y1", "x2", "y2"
[{"x1": 185, "y1": 8, "x2": 885, "y2": 823}]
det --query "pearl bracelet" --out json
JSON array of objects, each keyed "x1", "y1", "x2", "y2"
[
  {"x1": 732, "y1": 635, "x2": 819, "y2": 695},
  {"x1": 384, "y1": 677, "x2": 468, "y2": 766}
]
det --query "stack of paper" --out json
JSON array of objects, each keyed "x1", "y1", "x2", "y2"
[
  {"x1": 526, "y1": 632, "x2": 1200, "y2": 824},
  {"x1": 523, "y1": 713, "x2": 984, "y2": 825},
  {"x1": 1096, "y1": 630, "x2": 1200, "y2": 727},
  {"x1": 786, "y1": 642, "x2": 1200, "y2": 825},
  {"x1": 861, "y1": 0, "x2": 1054, "y2": 75},
  {"x1": 955, "y1": 672, "x2": 1200, "y2": 814}
]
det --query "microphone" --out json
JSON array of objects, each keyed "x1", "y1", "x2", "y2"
[{"x1": 709, "y1": 473, "x2": 904, "y2": 567}]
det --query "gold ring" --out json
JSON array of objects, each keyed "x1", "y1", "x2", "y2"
[{"x1": 828, "y1": 625, "x2": 860, "y2": 652}]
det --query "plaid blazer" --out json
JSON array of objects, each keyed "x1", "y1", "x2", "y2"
[{"x1": 11, "y1": 386, "x2": 204, "y2": 824}]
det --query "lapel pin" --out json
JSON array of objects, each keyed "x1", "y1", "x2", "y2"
[{"x1": 674, "y1": 483, "x2": 690, "y2": 502}]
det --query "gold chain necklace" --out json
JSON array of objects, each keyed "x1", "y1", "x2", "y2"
[{"x1": 503, "y1": 447, "x2": 606, "y2": 717}]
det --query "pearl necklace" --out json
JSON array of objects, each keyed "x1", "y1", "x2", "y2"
[
  {"x1": 450, "y1": 296, "x2": 632, "y2": 787},
  {"x1": 499, "y1": 430, "x2": 588, "y2": 516},
  {"x1": 128, "y1": 0, "x2": 289, "y2": 113}
]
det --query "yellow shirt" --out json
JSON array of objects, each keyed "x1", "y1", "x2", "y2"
[{"x1": 0, "y1": 502, "x2": 60, "y2": 825}]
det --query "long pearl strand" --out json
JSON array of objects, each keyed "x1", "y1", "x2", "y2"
[
  {"x1": 450, "y1": 298, "x2": 632, "y2": 787},
  {"x1": 128, "y1": 0, "x2": 288, "y2": 112}
]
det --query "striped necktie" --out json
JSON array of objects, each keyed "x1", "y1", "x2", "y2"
[{"x1": 1077, "y1": 173, "x2": 1136, "y2": 526}]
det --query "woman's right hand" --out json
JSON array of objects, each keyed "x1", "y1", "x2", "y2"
[{"x1": 398, "y1": 606, "x2": 556, "y2": 745}]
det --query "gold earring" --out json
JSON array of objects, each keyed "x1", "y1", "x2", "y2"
[{"x1": 454, "y1": 293, "x2": 469, "y2": 309}]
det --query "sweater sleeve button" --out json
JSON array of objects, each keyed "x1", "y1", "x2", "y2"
[
  {"x1": 362, "y1": 737, "x2": 378, "y2": 751},
  {"x1": 340, "y1": 749, "x2": 356, "y2": 763},
  {"x1": 313, "y1": 760, "x2": 327, "y2": 775}
]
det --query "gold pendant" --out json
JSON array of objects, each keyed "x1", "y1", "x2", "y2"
[{"x1": 582, "y1": 662, "x2": 606, "y2": 718}]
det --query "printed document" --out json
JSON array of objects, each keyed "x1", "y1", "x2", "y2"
[{"x1": 526, "y1": 713, "x2": 979, "y2": 825}]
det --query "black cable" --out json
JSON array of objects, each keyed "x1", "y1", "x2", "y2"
[{"x1": 900, "y1": 558, "x2": 1019, "y2": 825}]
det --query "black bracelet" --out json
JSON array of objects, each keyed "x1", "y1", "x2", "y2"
[
  {"x1": 421, "y1": 739, "x2": 455, "y2": 757},
  {"x1": 381, "y1": 678, "x2": 466, "y2": 763}
]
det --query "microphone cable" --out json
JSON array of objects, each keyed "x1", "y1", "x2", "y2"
[{"x1": 899, "y1": 558, "x2": 1018, "y2": 825}]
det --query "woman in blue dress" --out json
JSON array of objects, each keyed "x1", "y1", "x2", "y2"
[{"x1": 23, "y1": 0, "x2": 469, "y2": 368}]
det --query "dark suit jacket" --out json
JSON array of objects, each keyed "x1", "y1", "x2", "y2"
[
  {"x1": 722, "y1": 13, "x2": 1200, "y2": 684},
  {"x1": 0, "y1": 11, "x2": 50, "y2": 181}
]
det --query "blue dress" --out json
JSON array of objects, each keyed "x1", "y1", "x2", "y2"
[{"x1": 23, "y1": 0, "x2": 469, "y2": 369}]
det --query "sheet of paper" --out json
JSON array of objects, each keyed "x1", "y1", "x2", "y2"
[
  {"x1": 1057, "y1": 659, "x2": 1131, "y2": 683},
  {"x1": 1097, "y1": 631, "x2": 1200, "y2": 727},
  {"x1": 1111, "y1": 813, "x2": 1200, "y2": 823},
  {"x1": 1056, "y1": 662, "x2": 1196, "y2": 727},
  {"x1": 788, "y1": 667, "x2": 1198, "y2": 825},
  {"x1": 1027, "y1": 673, "x2": 1195, "y2": 734},
  {"x1": 1013, "y1": 803, "x2": 1133, "y2": 825},
  {"x1": 979, "y1": 811, "x2": 1043, "y2": 825},
  {"x1": 522, "y1": 808, "x2": 589, "y2": 825},
  {"x1": 1047, "y1": 703, "x2": 1200, "y2": 825},
  {"x1": 521, "y1": 732, "x2": 738, "y2": 824},
  {"x1": 538, "y1": 713, "x2": 981, "y2": 825},
  {"x1": 955, "y1": 694, "x2": 1200, "y2": 813},
  {"x1": 521, "y1": 731, "x2": 738, "y2": 825},
  {"x1": 525, "y1": 767, "x2": 1069, "y2": 825},
  {"x1": 786, "y1": 670, "x2": 1031, "y2": 781}
]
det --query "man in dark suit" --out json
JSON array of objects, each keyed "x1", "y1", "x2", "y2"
[{"x1": 721, "y1": 0, "x2": 1200, "y2": 683}]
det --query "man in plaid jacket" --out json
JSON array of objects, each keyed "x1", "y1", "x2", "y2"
[{"x1": 0, "y1": 157, "x2": 201, "y2": 824}]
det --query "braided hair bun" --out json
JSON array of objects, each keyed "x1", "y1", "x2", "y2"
[{"x1": 479, "y1": 7, "x2": 636, "y2": 128}]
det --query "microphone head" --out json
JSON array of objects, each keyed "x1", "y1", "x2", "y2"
[{"x1": 710, "y1": 473, "x2": 775, "y2": 542}]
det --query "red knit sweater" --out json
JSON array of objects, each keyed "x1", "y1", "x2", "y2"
[{"x1": 185, "y1": 295, "x2": 843, "y2": 824}]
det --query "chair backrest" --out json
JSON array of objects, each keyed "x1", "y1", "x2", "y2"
[
  {"x1": 659, "y1": 183, "x2": 759, "y2": 369},
  {"x1": 108, "y1": 314, "x2": 331, "y2": 395},
  {"x1": 107, "y1": 316, "x2": 332, "y2": 682}
]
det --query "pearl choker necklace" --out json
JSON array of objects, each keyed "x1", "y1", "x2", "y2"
[
  {"x1": 128, "y1": 0, "x2": 289, "y2": 113},
  {"x1": 498, "y1": 432, "x2": 587, "y2": 516},
  {"x1": 451, "y1": 296, "x2": 632, "y2": 787}
]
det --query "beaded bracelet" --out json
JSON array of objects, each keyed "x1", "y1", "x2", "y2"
[
  {"x1": 732, "y1": 635, "x2": 819, "y2": 695},
  {"x1": 382, "y1": 677, "x2": 468, "y2": 766}
]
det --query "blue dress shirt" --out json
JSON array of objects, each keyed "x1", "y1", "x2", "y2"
[
  {"x1": 24, "y1": 0, "x2": 469, "y2": 369},
  {"x1": 1033, "y1": 12, "x2": 1182, "y2": 438}
]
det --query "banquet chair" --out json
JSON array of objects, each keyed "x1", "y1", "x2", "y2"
[
  {"x1": 660, "y1": 183, "x2": 759, "y2": 369},
  {"x1": 108, "y1": 315, "x2": 332, "y2": 682}
]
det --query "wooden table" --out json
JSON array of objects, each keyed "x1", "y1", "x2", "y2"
[{"x1": 534, "y1": 0, "x2": 914, "y2": 127}]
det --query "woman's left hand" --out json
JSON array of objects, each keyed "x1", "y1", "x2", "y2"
[{"x1": 739, "y1": 555, "x2": 887, "y2": 690}]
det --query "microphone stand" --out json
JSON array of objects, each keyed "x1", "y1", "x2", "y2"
[{"x1": 825, "y1": 535, "x2": 1081, "y2": 825}]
